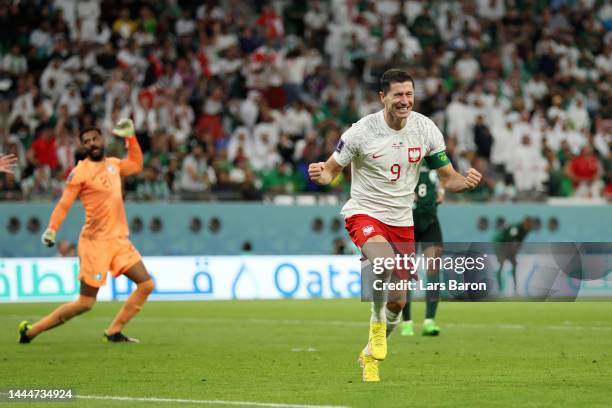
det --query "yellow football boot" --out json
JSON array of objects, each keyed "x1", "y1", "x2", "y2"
[
  {"x1": 358, "y1": 351, "x2": 380, "y2": 382},
  {"x1": 368, "y1": 321, "x2": 387, "y2": 360}
]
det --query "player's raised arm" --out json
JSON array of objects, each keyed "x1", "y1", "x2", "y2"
[
  {"x1": 421, "y1": 116, "x2": 481, "y2": 193},
  {"x1": 435, "y1": 162, "x2": 482, "y2": 193},
  {"x1": 42, "y1": 169, "x2": 83, "y2": 247},
  {"x1": 113, "y1": 118, "x2": 143, "y2": 177},
  {"x1": 308, "y1": 156, "x2": 343, "y2": 185},
  {"x1": 310, "y1": 125, "x2": 361, "y2": 185}
]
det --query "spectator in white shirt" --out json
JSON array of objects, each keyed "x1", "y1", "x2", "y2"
[
  {"x1": 253, "y1": 107, "x2": 281, "y2": 147},
  {"x1": 179, "y1": 144, "x2": 216, "y2": 194},
  {"x1": 3, "y1": 46, "x2": 28, "y2": 76},
  {"x1": 592, "y1": 117, "x2": 611, "y2": 157},
  {"x1": 57, "y1": 86, "x2": 83, "y2": 117},
  {"x1": 566, "y1": 98, "x2": 590, "y2": 131},
  {"x1": 454, "y1": 50, "x2": 481, "y2": 84},
  {"x1": 40, "y1": 59, "x2": 70, "y2": 101},
  {"x1": 239, "y1": 91, "x2": 261, "y2": 129},
  {"x1": 490, "y1": 119, "x2": 515, "y2": 169},
  {"x1": 476, "y1": 0, "x2": 505, "y2": 20},
  {"x1": 75, "y1": 0, "x2": 101, "y2": 42},
  {"x1": 524, "y1": 73, "x2": 549, "y2": 102},
  {"x1": 547, "y1": 95, "x2": 567, "y2": 123},
  {"x1": 282, "y1": 46, "x2": 308, "y2": 105},
  {"x1": 227, "y1": 127, "x2": 254, "y2": 163},
  {"x1": 175, "y1": 9, "x2": 196, "y2": 36},
  {"x1": 304, "y1": 1, "x2": 328, "y2": 47},
  {"x1": 250, "y1": 133, "x2": 281, "y2": 171},
  {"x1": 507, "y1": 135, "x2": 548, "y2": 193},
  {"x1": 282, "y1": 100, "x2": 313, "y2": 139},
  {"x1": 30, "y1": 21, "x2": 54, "y2": 58},
  {"x1": 563, "y1": 122, "x2": 588, "y2": 155}
]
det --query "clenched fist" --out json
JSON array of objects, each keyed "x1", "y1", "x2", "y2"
[
  {"x1": 308, "y1": 162, "x2": 327, "y2": 184},
  {"x1": 464, "y1": 168, "x2": 482, "y2": 189}
]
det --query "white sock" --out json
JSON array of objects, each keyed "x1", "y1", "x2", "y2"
[
  {"x1": 370, "y1": 302, "x2": 386, "y2": 322},
  {"x1": 386, "y1": 309, "x2": 401, "y2": 337},
  {"x1": 364, "y1": 258, "x2": 388, "y2": 323},
  {"x1": 424, "y1": 318, "x2": 434, "y2": 324}
]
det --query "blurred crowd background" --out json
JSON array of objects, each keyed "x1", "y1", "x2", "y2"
[{"x1": 0, "y1": 0, "x2": 610, "y2": 202}]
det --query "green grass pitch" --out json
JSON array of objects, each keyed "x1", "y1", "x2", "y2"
[{"x1": 1, "y1": 300, "x2": 611, "y2": 408}]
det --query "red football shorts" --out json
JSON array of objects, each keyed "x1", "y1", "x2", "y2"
[{"x1": 345, "y1": 214, "x2": 415, "y2": 280}]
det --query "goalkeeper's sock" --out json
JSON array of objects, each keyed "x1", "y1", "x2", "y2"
[{"x1": 106, "y1": 279, "x2": 154, "y2": 335}]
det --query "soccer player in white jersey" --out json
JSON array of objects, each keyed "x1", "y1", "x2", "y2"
[{"x1": 309, "y1": 69, "x2": 482, "y2": 382}]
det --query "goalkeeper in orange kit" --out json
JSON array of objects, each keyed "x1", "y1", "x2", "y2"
[{"x1": 18, "y1": 119, "x2": 155, "y2": 343}]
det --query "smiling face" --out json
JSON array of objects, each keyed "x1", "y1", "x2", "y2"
[
  {"x1": 80, "y1": 129, "x2": 105, "y2": 161},
  {"x1": 379, "y1": 80, "x2": 415, "y2": 121}
]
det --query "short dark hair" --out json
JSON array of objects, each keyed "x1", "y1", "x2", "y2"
[
  {"x1": 78, "y1": 127, "x2": 101, "y2": 142},
  {"x1": 380, "y1": 69, "x2": 414, "y2": 94}
]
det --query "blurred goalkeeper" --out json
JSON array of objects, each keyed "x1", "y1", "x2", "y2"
[{"x1": 18, "y1": 119, "x2": 155, "y2": 344}]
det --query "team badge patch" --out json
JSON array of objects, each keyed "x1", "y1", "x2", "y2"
[
  {"x1": 362, "y1": 225, "x2": 374, "y2": 236},
  {"x1": 95, "y1": 273, "x2": 103, "y2": 281},
  {"x1": 107, "y1": 165, "x2": 115, "y2": 173},
  {"x1": 408, "y1": 147, "x2": 421, "y2": 163},
  {"x1": 335, "y1": 139, "x2": 344, "y2": 153},
  {"x1": 66, "y1": 169, "x2": 75, "y2": 183},
  {"x1": 436, "y1": 151, "x2": 448, "y2": 162}
]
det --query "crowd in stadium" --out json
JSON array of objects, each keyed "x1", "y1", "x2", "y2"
[{"x1": 0, "y1": 0, "x2": 610, "y2": 201}]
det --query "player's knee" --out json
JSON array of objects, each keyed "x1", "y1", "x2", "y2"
[
  {"x1": 138, "y1": 278, "x2": 155, "y2": 295},
  {"x1": 386, "y1": 301, "x2": 405, "y2": 313},
  {"x1": 76, "y1": 296, "x2": 96, "y2": 312}
]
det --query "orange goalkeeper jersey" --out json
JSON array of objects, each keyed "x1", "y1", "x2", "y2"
[{"x1": 48, "y1": 138, "x2": 143, "y2": 240}]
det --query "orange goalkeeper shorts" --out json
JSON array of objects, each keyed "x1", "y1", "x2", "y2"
[{"x1": 77, "y1": 237, "x2": 142, "y2": 288}]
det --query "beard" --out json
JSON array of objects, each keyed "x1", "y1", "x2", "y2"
[{"x1": 87, "y1": 146, "x2": 105, "y2": 161}]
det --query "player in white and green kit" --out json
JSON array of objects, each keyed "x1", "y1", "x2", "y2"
[
  {"x1": 308, "y1": 69, "x2": 482, "y2": 382},
  {"x1": 401, "y1": 164, "x2": 445, "y2": 336}
]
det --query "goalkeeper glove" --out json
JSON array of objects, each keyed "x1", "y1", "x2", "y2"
[
  {"x1": 41, "y1": 228, "x2": 56, "y2": 247},
  {"x1": 112, "y1": 118, "x2": 135, "y2": 138}
]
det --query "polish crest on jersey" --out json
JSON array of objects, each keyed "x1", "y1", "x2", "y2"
[
  {"x1": 362, "y1": 225, "x2": 375, "y2": 236},
  {"x1": 408, "y1": 147, "x2": 421, "y2": 163}
]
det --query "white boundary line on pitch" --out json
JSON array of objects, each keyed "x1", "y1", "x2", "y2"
[
  {"x1": 77, "y1": 394, "x2": 350, "y2": 408},
  {"x1": 2, "y1": 314, "x2": 612, "y2": 331}
]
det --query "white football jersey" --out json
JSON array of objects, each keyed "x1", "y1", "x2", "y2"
[{"x1": 332, "y1": 110, "x2": 447, "y2": 226}]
